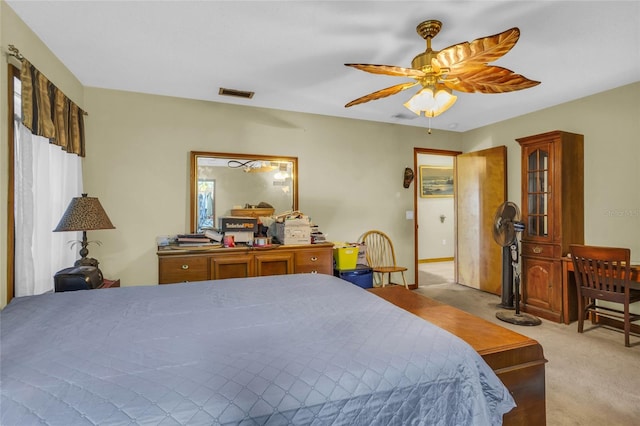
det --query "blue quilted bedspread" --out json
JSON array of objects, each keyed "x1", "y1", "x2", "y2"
[{"x1": 1, "y1": 273, "x2": 515, "y2": 425}]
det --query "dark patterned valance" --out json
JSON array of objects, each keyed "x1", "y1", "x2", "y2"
[{"x1": 20, "y1": 58, "x2": 86, "y2": 157}]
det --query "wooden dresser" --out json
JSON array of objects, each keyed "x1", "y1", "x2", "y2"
[
  {"x1": 157, "y1": 242, "x2": 334, "y2": 284},
  {"x1": 517, "y1": 130, "x2": 584, "y2": 323}
]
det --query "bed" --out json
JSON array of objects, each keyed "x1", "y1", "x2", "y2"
[{"x1": 1, "y1": 273, "x2": 515, "y2": 425}]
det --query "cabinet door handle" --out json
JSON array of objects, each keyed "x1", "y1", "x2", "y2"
[
  {"x1": 532, "y1": 246, "x2": 543, "y2": 254},
  {"x1": 181, "y1": 264, "x2": 189, "y2": 270},
  {"x1": 310, "y1": 256, "x2": 318, "y2": 262}
]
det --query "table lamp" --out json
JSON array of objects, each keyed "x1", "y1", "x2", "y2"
[{"x1": 53, "y1": 193, "x2": 115, "y2": 268}]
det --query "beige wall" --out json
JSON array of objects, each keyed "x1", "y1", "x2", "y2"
[
  {"x1": 82, "y1": 88, "x2": 462, "y2": 287},
  {"x1": 1, "y1": 0, "x2": 85, "y2": 307},
  {"x1": 82, "y1": 82, "x2": 639, "y2": 290},
  {"x1": 463, "y1": 82, "x2": 640, "y2": 261},
  {"x1": 2, "y1": 0, "x2": 638, "y2": 306}
]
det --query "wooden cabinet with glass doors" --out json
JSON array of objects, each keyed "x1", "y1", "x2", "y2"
[{"x1": 517, "y1": 130, "x2": 584, "y2": 323}]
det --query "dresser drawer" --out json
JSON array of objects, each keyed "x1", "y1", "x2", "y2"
[
  {"x1": 210, "y1": 254, "x2": 254, "y2": 280},
  {"x1": 159, "y1": 256, "x2": 208, "y2": 284},
  {"x1": 521, "y1": 242, "x2": 560, "y2": 258},
  {"x1": 157, "y1": 243, "x2": 336, "y2": 282},
  {"x1": 295, "y1": 249, "x2": 333, "y2": 274}
]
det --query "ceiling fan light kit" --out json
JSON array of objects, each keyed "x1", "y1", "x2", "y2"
[
  {"x1": 404, "y1": 84, "x2": 457, "y2": 118},
  {"x1": 345, "y1": 19, "x2": 540, "y2": 126}
]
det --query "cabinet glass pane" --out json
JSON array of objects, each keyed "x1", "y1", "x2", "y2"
[
  {"x1": 541, "y1": 172, "x2": 548, "y2": 236},
  {"x1": 528, "y1": 151, "x2": 538, "y2": 171},
  {"x1": 528, "y1": 171, "x2": 537, "y2": 193},
  {"x1": 538, "y1": 194, "x2": 545, "y2": 215},
  {"x1": 528, "y1": 216, "x2": 537, "y2": 236},
  {"x1": 525, "y1": 148, "x2": 550, "y2": 238},
  {"x1": 528, "y1": 194, "x2": 538, "y2": 214}
]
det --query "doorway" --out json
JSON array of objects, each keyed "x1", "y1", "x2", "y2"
[
  {"x1": 414, "y1": 148, "x2": 460, "y2": 288},
  {"x1": 414, "y1": 146, "x2": 507, "y2": 294}
]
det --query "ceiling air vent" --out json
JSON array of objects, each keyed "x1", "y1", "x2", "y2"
[
  {"x1": 391, "y1": 112, "x2": 417, "y2": 120},
  {"x1": 218, "y1": 87, "x2": 254, "y2": 99}
]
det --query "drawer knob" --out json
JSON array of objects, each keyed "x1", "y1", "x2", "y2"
[
  {"x1": 532, "y1": 246, "x2": 543, "y2": 254},
  {"x1": 310, "y1": 270, "x2": 318, "y2": 274},
  {"x1": 310, "y1": 256, "x2": 318, "y2": 262},
  {"x1": 181, "y1": 264, "x2": 189, "y2": 270}
]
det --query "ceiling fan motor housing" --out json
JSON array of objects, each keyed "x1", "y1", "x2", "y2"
[
  {"x1": 412, "y1": 20, "x2": 442, "y2": 81},
  {"x1": 411, "y1": 51, "x2": 438, "y2": 75},
  {"x1": 416, "y1": 20, "x2": 442, "y2": 40}
]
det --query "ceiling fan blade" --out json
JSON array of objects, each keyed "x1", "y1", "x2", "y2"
[
  {"x1": 345, "y1": 82, "x2": 419, "y2": 107},
  {"x1": 443, "y1": 65, "x2": 540, "y2": 93},
  {"x1": 345, "y1": 63, "x2": 426, "y2": 78},
  {"x1": 434, "y1": 27, "x2": 520, "y2": 69}
]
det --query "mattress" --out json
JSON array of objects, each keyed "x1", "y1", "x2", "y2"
[{"x1": 1, "y1": 273, "x2": 515, "y2": 425}]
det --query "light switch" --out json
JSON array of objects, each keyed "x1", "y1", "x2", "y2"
[{"x1": 406, "y1": 210, "x2": 414, "y2": 220}]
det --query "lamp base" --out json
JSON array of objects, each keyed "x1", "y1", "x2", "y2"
[{"x1": 75, "y1": 257, "x2": 99, "y2": 268}]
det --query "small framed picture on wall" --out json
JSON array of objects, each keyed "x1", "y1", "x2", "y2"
[{"x1": 420, "y1": 165, "x2": 454, "y2": 198}]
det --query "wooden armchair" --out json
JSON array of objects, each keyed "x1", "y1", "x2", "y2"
[
  {"x1": 359, "y1": 230, "x2": 408, "y2": 289},
  {"x1": 569, "y1": 244, "x2": 640, "y2": 347}
]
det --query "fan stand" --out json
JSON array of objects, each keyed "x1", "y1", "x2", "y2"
[
  {"x1": 496, "y1": 244, "x2": 515, "y2": 309},
  {"x1": 496, "y1": 240, "x2": 542, "y2": 326}
]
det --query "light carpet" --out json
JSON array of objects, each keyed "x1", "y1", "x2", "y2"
[{"x1": 415, "y1": 262, "x2": 640, "y2": 426}]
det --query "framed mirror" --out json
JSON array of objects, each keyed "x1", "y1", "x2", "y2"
[{"x1": 190, "y1": 151, "x2": 298, "y2": 232}]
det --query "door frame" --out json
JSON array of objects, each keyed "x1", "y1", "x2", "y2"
[{"x1": 413, "y1": 148, "x2": 462, "y2": 289}]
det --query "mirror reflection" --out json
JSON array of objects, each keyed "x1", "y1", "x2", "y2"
[{"x1": 191, "y1": 152, "x2": 298, "y2": 232}]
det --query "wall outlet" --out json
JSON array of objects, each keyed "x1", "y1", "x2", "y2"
[{"x1": 442, "y1": 239, "x2": 446, "y2": 245}]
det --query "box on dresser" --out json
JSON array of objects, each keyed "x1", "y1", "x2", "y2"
[
  {"x1": 273, "y1": 218, "x2": 311, "y2": 245},
  {"x1": 219, "y1": 217, "x2": 258, "y2": 233}
]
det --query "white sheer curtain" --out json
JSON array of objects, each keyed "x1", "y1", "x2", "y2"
[{"x1": 14, "y1": 120, "x2": 83, "y2": 296}]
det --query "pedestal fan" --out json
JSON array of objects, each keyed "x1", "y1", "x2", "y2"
[{"x1": 492, "y1": 201, "x2": 541, "y2": 326}]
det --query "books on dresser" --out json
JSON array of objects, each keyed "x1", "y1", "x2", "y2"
[{"x1": 176, "y1": 233, "x2": 215, "y2": 247}]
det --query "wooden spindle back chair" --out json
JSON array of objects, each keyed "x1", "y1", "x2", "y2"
[{"x1": 359, "y1": 230, "x2": 408, "y2": 289}]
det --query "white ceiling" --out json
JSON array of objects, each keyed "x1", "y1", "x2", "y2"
[{"x1": 6, "y1": 1, "x2": 640, "y2": 132}]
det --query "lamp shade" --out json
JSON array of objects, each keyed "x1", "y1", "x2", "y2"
[
  {"x1": 53, "y1": 194, "x2": 115, "y2": 232},
  {"x1": 403, "y1": 85, "x2": 457, "y2": 118}
]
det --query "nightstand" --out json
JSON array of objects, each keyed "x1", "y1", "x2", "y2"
[{"x1": 99, "y1": 279, "x2": 120, "y2": 289}]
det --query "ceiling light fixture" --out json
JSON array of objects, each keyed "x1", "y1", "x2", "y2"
[
  {"x1": 345, "y1": 19, "x2": 540, "y2": 133},
  {"x1": 403, "y1": 84, "x2": 457, "y2": 118}
]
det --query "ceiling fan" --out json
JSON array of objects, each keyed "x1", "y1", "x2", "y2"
[{"x1": 344, "y1": 20, "x2": 540, "y2": 123}]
